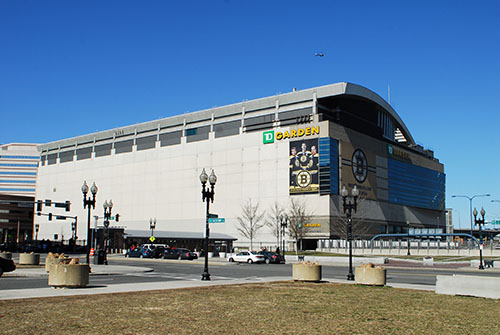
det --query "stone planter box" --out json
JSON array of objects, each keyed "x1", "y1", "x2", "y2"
[
  {"x1": 0, "y1": 252, "x2": 12, "y2": 260},
  {"x1": 48, "y1": 264, "x2": 90, "y2": 288},
  {"x1": 19, "y1": 253, "x2": 40, "y2": 265},
  {"x1": 292, "y1": 263, "x2": 322, "y2": 282},
  {"x1": 355, "y1": 266, "x2": 386, "y2": 286},
  {"x1": 45, "y1": 256, "x2": 69, "y2": 272}
]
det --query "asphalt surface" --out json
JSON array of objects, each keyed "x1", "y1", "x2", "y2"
[{"x1": 2, "y1": 253, "x2": 500, "y2": 301}]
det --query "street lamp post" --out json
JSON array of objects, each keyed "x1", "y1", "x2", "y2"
[
  {"x1": 200, "y1": 168, "x2": 216, "y2": 281},
  {"x1": 35, "y1": 224, "x2": 39, "y2": 241},
  {"x1": 341, "y1": 185, "x2": 359, "y2": 281},
  {"x1": 452, "y1": 194, "x2": 490, "y2": 237},
  {"x1": 149, "y1": 218, "x2": 156, "y2": 241},
  {"x1": 82, "y1": 181, "x2": 98, "y2": 264},
  {"x1": 406, "y1": 221, "x2": 411, "y2": 256},
  {"x1": 473, "y1": 207, "x2": 486, "y2": 270},
  {"x1": 279, "y1": 214, "x2": 289, "y2": 264},
  {"x1": 103, "y1": 200, "x2": 113, "y2": 265}
]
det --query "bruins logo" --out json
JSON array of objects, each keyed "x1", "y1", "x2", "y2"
[
  {"x1": 296, "y1": 170, "x2": 312, "y2": 188},
  {"x1": 352, "y1": 149, "x2": 368, "y2": 183}
]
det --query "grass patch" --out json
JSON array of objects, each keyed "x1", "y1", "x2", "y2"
[{"x1": 1, "y1": 282, "x2": 499, "y2": 335}]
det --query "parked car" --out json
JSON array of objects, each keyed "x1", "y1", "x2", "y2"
[
  {"x1": 0, "y1": 257, "x2": 16, "y2": 276},
  {"x1": 163, "y1": 248, "x2": 198, "y2": 260},
  {"x1": 228, "y1": 251, "x2": 265, "y2": 264},
  {"x1": 125, "y1": 246, "x2": 154, "y2": 258},
  {"x1": 258, "y1": 251, "x2": 285, "y2": 264}
]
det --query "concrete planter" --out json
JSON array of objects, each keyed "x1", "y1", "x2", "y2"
[
  {"x1": 48, "y1": 264, "x2": 90, "y2": 288},
  {"x1": 45, "y1": 256, "x2": 69, "y2": 272},
  {"x1": 292, "y1": 263, "x2": 322, "y2": 282},
  {"x1": 355, "y1": 266, "x2": 386, "y2": 286},
  {"x1": 19, "y1": 253, "x2": 40, "y2": 265},
  {"x1": 0, "y1": 252, "x2": 12, "y2": 260}
]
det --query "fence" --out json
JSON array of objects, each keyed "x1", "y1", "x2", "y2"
[{"x1": 317, "y1": 239, "x2": 500, "y2": 257}]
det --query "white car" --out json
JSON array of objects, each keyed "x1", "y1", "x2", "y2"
[{"x1": 228, "y1": 251, "x2": 265, "y2": 264}]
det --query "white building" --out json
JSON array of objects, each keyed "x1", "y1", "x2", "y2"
[{"x1": 34, "y1": 82, "x2": 445, "y2": 251}]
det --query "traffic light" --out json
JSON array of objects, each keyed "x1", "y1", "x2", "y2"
[
  {"x1": 48, "y1": 213, "x2": 53, "y2": 221},
  {"x1": 36, "y1": 200, "x2": 43, "y2": 212},
  {"x1": 115, "y1": 214, "x2": 120, "y2": 222},
  {"x1": 65, "y1": 200, "x2": 71, "y2": 212}
]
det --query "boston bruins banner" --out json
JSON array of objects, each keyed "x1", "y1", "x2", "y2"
[{"x1": 289, "y1": 138, "x2": 319, "y2": 194}]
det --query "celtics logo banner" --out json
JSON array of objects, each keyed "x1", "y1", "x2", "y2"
[{"x1": 289, "y1": 138, "x2": 319, "y2": 194}]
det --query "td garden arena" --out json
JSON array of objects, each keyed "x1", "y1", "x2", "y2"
[{"x1": 35, "y1": 82, "x2": 445, "y2": 251}]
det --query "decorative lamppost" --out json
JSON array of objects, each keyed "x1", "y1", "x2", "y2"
[
  {"x1": 35, "y1": 223, "x2": 39, "y2": 241},
  {"x1": 279, "y1": 214, "x2": 289, "y2": 263},
  {"x1": 341, "y1": 185, "x2": 359, "y2": 281},
  {"x1": 82, "y1": 181, "x2": 98, "y2": 264},
  {"x1": 452, "y1": 194, "x2": 490, "y2": 237},
  {"x1": 103, "y1": 200, "x2": 113, "y2": 265},
  {"x1": 149, "y1": 218, "x2": 156, "y2": 242},
  {"x1": 473, "y1": 207, "x2": 486, "y2": 270},
  {"x1": 200, "y1": 168, "x2": 216, "y2": 281},
  {"x1": 406, "y1": 220, "x2": 411, "y2": 256}
]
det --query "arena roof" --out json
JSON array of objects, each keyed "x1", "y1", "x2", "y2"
[{"x1": 39, "y1": 82, "x2": 416, "y2": 151}]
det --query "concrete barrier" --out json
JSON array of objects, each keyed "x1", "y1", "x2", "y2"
[
  {"x1": 355, "y1": 267, "x2": 386, "y2": 286},
  {"x1": 48, "y1": 264, "x2": 90, "y2": 288},
  {"x1": 294, "y1": 256, "x2": 387, "y2": 265},
  {"x1": 422, "y1": 257, "x2": 434, "y2": 266},
  {"x1": 436, "y1": 275, "x2": 500, "y2": 299},
  {"x1": 292, "y1": 263, "x2": 322, "y2": 282},
  {"x1": 0, "y1": 252, "x2": 12, "y2": 260},
  {"x1": 19, "y1": 253, "x2": 40, "y2": 265}
]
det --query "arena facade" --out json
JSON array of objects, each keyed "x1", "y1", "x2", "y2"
[{"x1": 34, "y1": 82, "x2": 445, "y2": 251}]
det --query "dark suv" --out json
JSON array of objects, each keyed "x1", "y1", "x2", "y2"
[
  {"x1": 163, "y1": 248, "x2": 198, "y2": 260},
  {"x1": 258, "y1": 251, "x2": 285, "y2": 264}
]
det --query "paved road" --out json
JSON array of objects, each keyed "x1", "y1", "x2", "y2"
[{"x1": 3, "y1": 255, "x2": 499, "y2": 291}]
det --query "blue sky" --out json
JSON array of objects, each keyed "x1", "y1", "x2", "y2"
[{"x1": 1, "y1": 0, "x2": 499, "y2": 229}]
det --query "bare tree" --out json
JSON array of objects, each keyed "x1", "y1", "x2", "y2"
[
  {"x1": 287, "y1": 197, "x2": 312, "y2": 253},
  {"x1": 332, "y1": 194, "x2": 374, "y2": 240},
  {"x1": 236, "y1": 199, "x2": 266, "y2": 250},
  {"x1": 265, "y1": 202, "x2": 285, "y2": 249}
]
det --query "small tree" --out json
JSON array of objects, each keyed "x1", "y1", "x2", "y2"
[
  {"x1": 265, "y1": 202, "x2": 286, "y2": 250},
  {"x1": 236, "y1": 199, "x2": 266, "y2": 250},
  {"x1": 332, "y1": 194, "x2": 374, "y2": 240},
  {"x1": 287, "y1": 197, "x2": 312, "y2": 253}
]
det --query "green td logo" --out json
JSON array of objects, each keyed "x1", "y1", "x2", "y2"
[{"x1": 263, "y1": 131, "x2": 274, "y2": 144}]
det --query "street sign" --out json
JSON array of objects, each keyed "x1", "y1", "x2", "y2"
[
  {"x1": 208, "y1": 213, "x2": 218, "y2": 219},
  {"x1": 208, "y1": 218, "x2": 225, "y2": 224},
  {"x1": 490, "y1": 220, "x2": 500, "y2": 225},
  {"x1": 149, "y1": 236, "x2": 156, "y2": 242}
]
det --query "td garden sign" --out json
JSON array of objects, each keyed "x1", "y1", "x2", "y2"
[
  {"x1": 263, "y1": 126, "x2": 321, "y2": 195},
  {"x1": 263, "y1": 126, "x2": 320, "y2": 144}
]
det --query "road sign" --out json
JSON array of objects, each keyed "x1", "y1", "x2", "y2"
[
  {"x1": 208, "y1": 213, "x2": 218, "y2": 219},
  {"x1": 208, "y1": 218, "x2": 225, "y2": 224},
  {"x1": 149, "y1": 236, "x2": 156, "y2": 242},
  {"x1": 490, "y1": 220, "x2": 500, "y2": 225}
]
